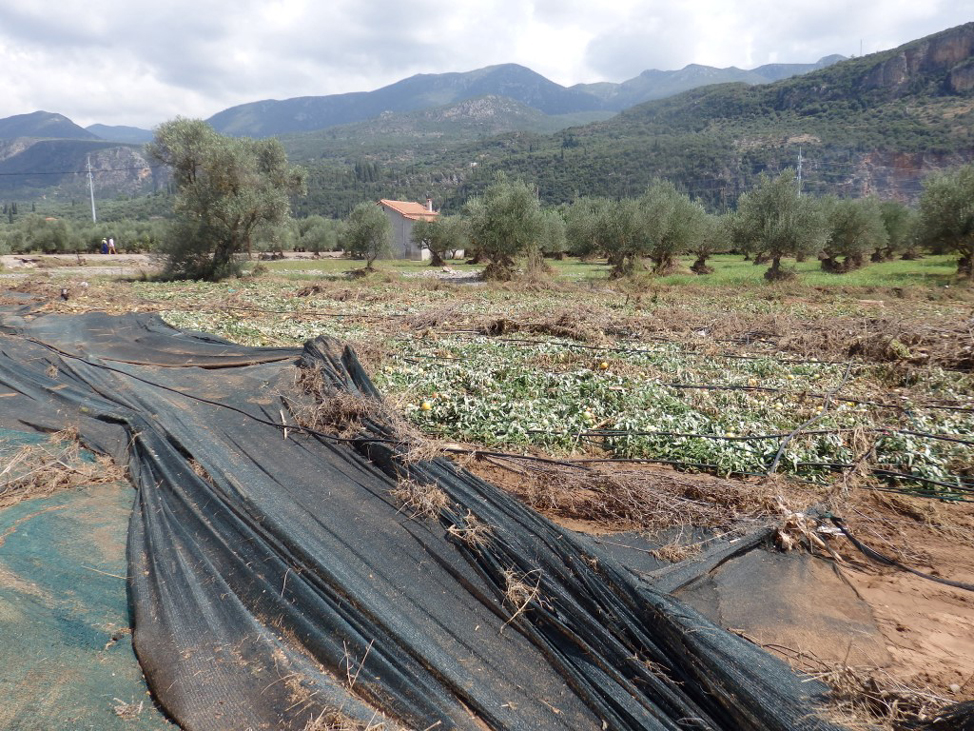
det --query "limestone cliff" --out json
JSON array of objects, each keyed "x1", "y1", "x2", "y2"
[{"x1": 863, "y1": 23, "x2": 974, "y2": 94}]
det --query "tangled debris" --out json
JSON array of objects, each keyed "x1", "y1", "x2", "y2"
[{"x1": 0, "y1": 430, "x2": 126, "y2": 509}]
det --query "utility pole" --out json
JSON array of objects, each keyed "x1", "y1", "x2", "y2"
[
  {"x1": 797, "y1": 146, "x2": 803, "y2": 198},
  {"x1": 87, "y1": 155, "x2": 97, "y2": 223}
]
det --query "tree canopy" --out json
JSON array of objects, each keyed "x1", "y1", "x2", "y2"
[
  {"x1": 148, "y1": 118, "x2": 305, "y2": 280},
  {"x1": 340, "y1": 202, "x2": 392, "y2": 269},
  {"x1": 732, "y1": 170, "x2": 827, "y2": 279},
  {"x1": 466, "y1": 175, "x2": 544, "y2": 280},
  {"x1": 639, "y1": 180, "x2": 707, "y2": 274},
  {"x1": 411, "y1": 215, "x2": 468, "y2": 266},
  {"x1": 820, "y1": 196, "x2": 887, "y2": 272},
  {"x1": 918, "y1": 163, "x2": 974, "y2": 278}
]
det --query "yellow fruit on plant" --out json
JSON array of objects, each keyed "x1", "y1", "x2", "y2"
[
  {"x1": 421, "y1": 401, "x2": 433, "y2": 411},
  {"x1": 598, "y1": 361, "x2": 609, "y2": 370}
]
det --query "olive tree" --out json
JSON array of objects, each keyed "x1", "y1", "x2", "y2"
[
  {"x1": 538, "y1": 208, "x2": 567, "y2": 260},
  {"x1": 601, "y1": 198, "x2": 652, "y2": 278},
  {"x1": 639, "y1": 181, "x2": 707, "y2": 274},
  {"x1": 411, "y1": 215, "x2": 468, "y2": 266},
  {"x1": 147, "y1": 117, "x2": 305, "y2": 280},
  {"x1": 917, "y1": 164, "x2": 974, "y2": 279},
  {"x1": 820, "y1": 196, "x2": 887, "y2": 272},
  {"x1": 565, "y1": 197, "x2": 612, "y2": 259},
  {"x1": 296, "y1": 215, "x2": 340, "y2": 254},
  {"x1": 690, "y1": 213, "x2": 732, "y2": 274},
  {"x1": 340, "y1": 202, "x2": 392, "y2": 270},
  {"x1": 876, "y1": 201, "x2": 917, "y2": 261},
  {"x1": 466, "y1": 175, "x2": 544, "y2": 280},
  {"x1": 20, "y1": 216, "x2": 72, "y2": 253},
  {"x1": 732, "y1": 170, "x2": 827, "y2": 280}
]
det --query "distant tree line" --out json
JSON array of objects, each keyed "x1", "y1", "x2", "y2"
[
  {"x1": 340, "y1": 164, "x2": 974, "y2": 282},
  {"x1": 4, "y1": 116, "x2": 972, "y2": 285},
  {"x1": 0, "y1": 215, "x2": 167, "y2": 255}
]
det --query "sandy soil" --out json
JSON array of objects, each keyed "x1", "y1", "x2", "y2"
[
  {"x1": 468, "y1": 456, "x2": 974, "y2": 708},
  {"x1": 837, "y1": 503, "x2": 974, "y2": 697}
]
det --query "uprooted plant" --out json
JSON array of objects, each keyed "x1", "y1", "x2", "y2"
[{"x1": 289, "y1": 362, "x2": 419, "y2": 443}]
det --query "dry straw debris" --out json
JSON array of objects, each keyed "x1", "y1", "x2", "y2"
[
  {"x1": 445, "y1": 511, "x2": 492, "y2": 551},
  {"x1": 111, "y1": 698, "x2": 144, "y2": 720},
  {"x1": 390, "y1": 478, "x2": 448, "y2": 523},
  {"x1": 291, "y1": 364, "x2": 422, "y2": 445},
  {"x1": 501, "y1": 567, "x2": 546, "y2": 630},
  {"x1": 0, "y1": 429, "x2": 126, "y2": 509},
  {"x1": 813, "y1": 664, "x2": 958, "y2": 731}
]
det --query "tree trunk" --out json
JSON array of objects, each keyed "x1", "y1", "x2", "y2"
[
  {"x1": 429, "y1": 251, "x2": 445, "y2": 267},
  {"x1": 764, "y1": 256, "x2": 794, "y2": 281},
  {"x1": 820, "y1": 256, "x2": 840, "y2": 273},
  {"x1": 652, "y1": 255, "x2": 676, "y2": 275}
]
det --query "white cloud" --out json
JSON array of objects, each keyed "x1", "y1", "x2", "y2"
[{"x1": 0, "y1": 0, "x2": 969, "y2": 128}]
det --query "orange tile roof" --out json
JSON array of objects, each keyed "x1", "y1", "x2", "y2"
[{"x1": 379, "y1": 199, "x2": 439, "y2": 221}]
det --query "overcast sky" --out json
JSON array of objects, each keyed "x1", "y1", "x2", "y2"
[{"x1": 1, "y1": 1, "x2": 969, "y2": 129}]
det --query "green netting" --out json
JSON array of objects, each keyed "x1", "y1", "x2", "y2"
[{"x1": 0, "y1": 430, "x2": 173, "y2": 731}]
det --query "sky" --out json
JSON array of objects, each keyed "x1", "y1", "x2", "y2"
[{"x1": 0, "y1": 1, "x2": 970, "y2": 129}]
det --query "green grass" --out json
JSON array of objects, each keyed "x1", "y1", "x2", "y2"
[
  {"x1": 244, "y1": 256, "x2": 483, "y2": 277},
  {"x1": 243, "y1": 253, "x2": 966, "y2": 290}
]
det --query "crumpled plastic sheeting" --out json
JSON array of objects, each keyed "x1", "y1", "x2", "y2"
[{"x1": 0, "y1": 307, "x2": 843, "y2": 731}]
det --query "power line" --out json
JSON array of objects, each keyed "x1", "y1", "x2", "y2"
[{"x1": 0, "y1": 164, "x2": 165, "y2": 178}]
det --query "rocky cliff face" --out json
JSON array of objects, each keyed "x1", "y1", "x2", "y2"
[
  {"x1": 863, "y1": 23, "x2": 974, "y2": 92},
  {"x1": 833, "y1": 150, "x2": 974, "y2": 203},
  {"x1": 0, "y1": 138, "x2": 164, "y2": 200},
  {"x1": 949, "y1": 59, "x2": 974, "y2": 93}
]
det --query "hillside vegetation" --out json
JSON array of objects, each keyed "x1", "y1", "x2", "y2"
[
  {"x1": 316, "y1": 23, "x2": 974, "y2": 215},
  {"x1": 0, "y1": 24, "x2": 971, "y2": 219}
]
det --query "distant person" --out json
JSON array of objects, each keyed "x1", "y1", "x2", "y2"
[
  {"x1": 108, "y1": 237, "x2": 116, "y2": 254},
  {"x1": 101, "y1": 238, "x2": 108, "y2": 255}
]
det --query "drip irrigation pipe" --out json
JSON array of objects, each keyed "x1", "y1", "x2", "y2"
[
  {"x1": 392, "y1": 355, "x2": 974, "y2": 414},
  {"x1": 526, "y1": 427, "x2": 974, "y2": 447},
  {"x1": 16, "y1": 334, "x2": 971, "y2": 501},
  {"x1": 829, "y1": 516, "x2": 974, "y2": 592}
]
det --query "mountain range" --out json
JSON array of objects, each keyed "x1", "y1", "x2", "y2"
[
  {"x1": 0, "y1": 55, "x2": 846, "y2": 145},
  {"x1": 0, "y1": 23, "x2": 971, "y2": 211},
  {"x1": 205, "y1": 57, "x2": 844, "y2": 138}
]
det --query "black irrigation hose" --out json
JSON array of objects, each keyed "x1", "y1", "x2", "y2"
[
  {"x1": 869, "y1": 469, "x2": 974, "y2": 491},
  {"x1": 829, "y1": 516, "x2": 974, "y2": 592},
  {"x1": 867, "y1": 485, "x2": 974, "y2": 503},
  {"x1": 768, "y1": 364, "x2": 854, "y2": 475},
  {"x1": 796, "y1": 462, "x2": 974, "y2": 492},
  {"x1": 528, "y1": 427, "x2": 974, "y2": 446},
  {"x1": 393, "y1": 354, "x2": 974, "y2": 414}
]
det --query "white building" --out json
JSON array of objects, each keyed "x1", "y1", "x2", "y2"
[{"x1": 379, "y1": 198, "x2": 439, "y2": 260}]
